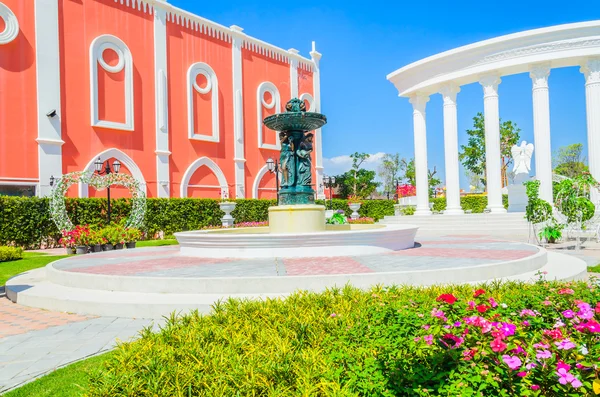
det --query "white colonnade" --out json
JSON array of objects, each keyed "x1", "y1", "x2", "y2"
[{"x1": 388, "y1": 21, "x2": 600, "y2": 215}]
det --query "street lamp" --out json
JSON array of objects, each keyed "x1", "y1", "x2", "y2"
[
  {"x1": 394, "y1": 179, "x2": 400, "y2": 201},
  {"x1": 49, "y1": 175, "x2": 55, "y2": 187},
  {"x1": 94, "y1": 157, "x2": 121, "y2": 224},
  {"x1": 266, "y1": 158, "x2": 280, "y2": 205},
  {"x1": 323, "y1": 175, "x2": 336, "y2": 210}
]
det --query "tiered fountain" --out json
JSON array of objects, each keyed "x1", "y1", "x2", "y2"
[{"x1": 174, "y1": 98, "x2": 418, "y2": 258}]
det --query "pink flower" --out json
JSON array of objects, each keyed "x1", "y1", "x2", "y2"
[
  {"x1": 488, "y1": 297, "x2": 498, "y2": 308},
  {"x1": 555, "y1": 339, "x2": 576, "y2": 350},
  {"x1": 467, "y1": 300, "x2": 476, "y2": 310},
  {"x1": 520, "y1": 309, "x2": 536, "y2": 317},
  {"x1": 431, "y1": 308, "x2": 446, "y2": 320},
  {"x1": 522, "y1": 320, "x2": 530, "y2": 327},
  {"x1": 422, "y1": 324, "x2": 430, "y2": 330},
  {"x1": 557, "y1": 361, "x2": 571, "y2": 372},
  {"x1": 502, "y1": 355, "x2": 522, "y2": 370},
  {"x1": 499, "y1": 322, "x2": 516, "y2": 336},
  {"x1": 562, "y1": 310, "x2": 575, "y2": 318},
  {"x1": 414, "y1": 337, "x2": 421, "y2": 342},
  {"x1": 536, "y1": 350, "x2": 552, "y2": 359},
  {"x1": 543, "y1": 300, "x2": 552, "y2": 306},
  {"x1": 558, "y1": 288, "x2": 575, "y2": 295},
  {"x1": 424, "y1": 334, "x2": 433, "y2": 345},
  {"x1": 526, "y1": 362, "x2": 538, "y2": 370},
  {"x1": 577, "y1": 302, "x2": 594, "y2": 320},
  {"x1": 517, "y1": 371, "x2": 527, "y2": 378},
  {"x1": 330, "y1": 313, "x2": 337, "y2": 318},
  {"x1": 533, "y1": 342, "x2": 549, "y2": 349},
  {"x1": 454, "y1": 321, "x2": 462, "y2": 327},
  {"x1": 441, "y1": 333, "x2": 464, "y2": 349},
  {"x1": 531, "y1": 385, "x2": 540, "y2": 391},
  {"x1": 491, "y1": 338, "x2": 507, "y2": 353},
  {"x1": 557, "y1": 368, "x2": 582, "y2": 388}
]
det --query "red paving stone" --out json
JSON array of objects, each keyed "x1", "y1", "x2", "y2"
[
  {"x1": 284, "y1": 257, "x2": 374, "y2": 276},
  {"x1": 391, "y1": 247, "x2": 535, "y2": 260},
  {"x1": 420, "y1": 239, "x2": 502, "y2": 245},
  {"x1": 61, "y1": 247, "x2": 179, "y2": 262},
  {"x1": 67, "y1": 256, "x2": 230, "y2": 275},
  {"x1": 443, "y1": 235, "x2": 489, "y2": 239},
  {"x1": 0, "y1": 298, "x2": 92, "y2": 339}
]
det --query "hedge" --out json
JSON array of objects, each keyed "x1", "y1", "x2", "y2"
[
  {"x1": 0, "y1": 246, "x2": 23, "y2": 262},
  {"x1": 0, "y1": 197, "x2": 396, "y2": 248},
  {"x1": 430, "y1": 194, "x2": 509, "y2": 213}
]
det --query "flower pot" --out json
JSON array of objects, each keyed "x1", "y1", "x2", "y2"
[
  {"x1": 75, "y1": 245, "x2": 88, "y2": 255},
  {"x1": 92, "y1": 244, "x2": 103, "y2": 253},
  {"x1": 103, "y1": 243, "x2": 114, "y2": 251},
  {"x1": 219, "y1": 202, "x2": 237, "y2": 227},
  {"x1": 115, "y1": 243, "x2": 124, "y2": 250},
  {"x1": 65, "y1": 247, "x2": 75, "y2": 255},
  {"x1": 547, "y1": 237, "x2": 556, "y2": 244},
  {"x1": 126, "y1": 242, "x2": 136, "y2": 249},
  {"x1": 348, "y1": 203, "x2": 361, "y2": 220}
]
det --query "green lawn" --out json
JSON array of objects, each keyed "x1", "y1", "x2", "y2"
[
  {"x1": 3, "y1": 353, "x2": 110, "y2": 397},
  {"x1": 588, "y1": 263, "x2": 600, "y2": 273},
  {"x1": 0, "y1": 252, "x2": 69, "y2": 286},
  {"x1": 136, "y1": 239, "x2": 178, "y2": 247}
]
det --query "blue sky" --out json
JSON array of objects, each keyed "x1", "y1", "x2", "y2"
[{"x1": 172, "y1": 0, "x2": 599, "y2": 188}]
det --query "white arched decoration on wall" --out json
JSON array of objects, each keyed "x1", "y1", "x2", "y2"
[
  {"x1": 90, "y1": 34, "x2": 134, "y2": 131},
  {"x1": 180, "y1": 156, "x2": 228, "y2": 198},
  {"x1": 257, "y1": 81, "x2": 281, "y2": 150},
  {"x1": 0, "y1": 2, "x2": 19, "y2": 45},
  {"x1": 299, "y1": 93, "x2": 315, "y2": 112},
  {"x1": 187, "y1": 62, "x2": 220, "y2": 142},
  {"x1": 78, "y1": 148, "x2": 147, "y2": 198},
  {"x1": 252, "y1": 164, "x2": 282, "y2": 199}
]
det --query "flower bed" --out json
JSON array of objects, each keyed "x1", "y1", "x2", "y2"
[
  {"x1": 86, "y1": 279, "x2": 600, "y2": 396},
  {"x1": 348, "y1": 217, "x2": 375, "y2": 224}
]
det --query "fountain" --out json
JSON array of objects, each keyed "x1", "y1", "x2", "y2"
[
  {"x1": 173, "y1": 98, "x2": 419, "y2": 258},
  {"x1": 264, "y1": 98, "x2": 328, "y2": 233}
]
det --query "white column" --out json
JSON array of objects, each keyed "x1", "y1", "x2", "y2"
[
  {"x1": 479, "y1": 75, "x2": 506, "y2": 213},
  {"x1": 310, "y1": 42, "x2": 325, "y2": 199},
  {"x1": 530, "y1": 64, "x2": 553, "y2": 204},
  {"x1": 153, "y1": 5, "x2": 170, "y2": 198},
  {"x1": 581, "y1": 58, "x2": 600, "y2": 204},
  {"x1": 288, "y1": 48, "x2": 299, "y2": 98},
  {"x1": 440, "y1": 83, "x2": 463, "y2": 215},
  {"x1": 231, "y1": 25, "x2": 246, "y2": 198},
  {"x1": 34, "y1": 0, "x2": 63, "y2": 197},
  {"x1": 409, "y1": 94, "x2": 432, "y2": 215}
]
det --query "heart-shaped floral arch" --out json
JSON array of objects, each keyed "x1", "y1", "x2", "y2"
[{"x1": 50, "y1": 171, "x2": 146, "y2": 231}]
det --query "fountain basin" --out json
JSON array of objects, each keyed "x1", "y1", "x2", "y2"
[
  {"x1": 269, "y1": 204, "x2": 326, "y2": 234},
  {"x1": 175, "y1": 223, "x2": 418, "y2": 258}
]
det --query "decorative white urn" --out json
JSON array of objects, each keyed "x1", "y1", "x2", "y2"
[
  {"x1": 219, "y1": 202, "x2": 236, "y2": 227},
  {"x1": 349, "y1": 203, "x2": 361, "y2": 220},
  {"x1": 325, "y1": 209, "x2": 334, "y2": 219}
]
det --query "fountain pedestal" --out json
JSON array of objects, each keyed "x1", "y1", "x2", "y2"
[{"x1": 268, "y1": 204, "x2": 326, "y2": 234}]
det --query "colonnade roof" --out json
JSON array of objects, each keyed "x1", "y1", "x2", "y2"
[{"x1": 387, "y1": 20, "x2": 600, "y2": 97}]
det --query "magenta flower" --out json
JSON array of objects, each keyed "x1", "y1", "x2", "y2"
[
  {"x1": 536, "y1": 350, "x2": 552, "y2": 359},
  {"x1": 488, "y1": 297, "x2": 498, "y2": 308},
  {"x1": 431, "y1": 308, "x2": 446, "y2": 320},
  {"x1": 526, "y1": 362, "x2": 537, "y2": 370},
  {"x1": 491, "y1": 338, "x2": 507, "y2": 352},
  {"x1": 522, "y1": 320, "x2": 530, "y2": 327},
  {"x1": 517, "y1": 371, "x2": 527, "y2": 378},
  {"x1": 499, "y1": 322, "x2": 516, "y2": 336},
  {"x1": 520, "y1": 309, "x2": 536, "y2": 317},
  {"x1": 454, "y1": 321, "x2": 462, "y2": 327},
  {"x1": 555, "y1": 339, "x2": 576, "y2": 350},
  {"x1": 531, "y1": 385, "x2": 540, "y2": 390},
  {"x1": 557, "y1": 361, "x2": 571, "y2": 372},
  {"x1": 502, "y1": 355, "x2": 522, "y2": 370},
  {"x1": 577, "y1": 303, "x2": 594, "y2": 320},
  {"x1": 424, "y1": 334, "x2": 433, "y2": 345},
  {"x1": 557, "y1": 368, "x2": 582, "y2": 388},
  {"x1": 533, "y1": 343, "x2": 549, "y2": 349},
  {"x1": 562, "y1": 310, "x2": 575, "y2": 318}
]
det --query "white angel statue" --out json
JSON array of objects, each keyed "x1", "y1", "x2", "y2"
[{"x1": 511, "y1": 141, "x2": 534, "y2": 178}]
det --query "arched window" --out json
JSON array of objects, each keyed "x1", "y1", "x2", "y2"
[
  {"x1": 0, "y1": 2, "x2": 19, "y2": 45},
  {"x1": 180, "y1": 157, "x2": 228, "y2": 198},
  {"x1": 187, "y1": 62, "x2": 219, "y2": 142},
  {"x1": 89, "y1": 35, "x2": 134, "y2": 131},
  {"x1": 257, "y1": 81, "x2": 281, "y2": 150},
  {"x1": 299, "y1": 93, "x2": 315, "y2": 112}
]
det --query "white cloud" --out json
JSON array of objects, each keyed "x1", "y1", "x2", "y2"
[{"x1": 322, "y1": 152, "x2": 386, "y2": 177}]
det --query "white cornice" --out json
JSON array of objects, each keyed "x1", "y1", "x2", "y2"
[
  {"x1": 36, "y1": 138, "x2": 65, "y2": 146},
  {"x1": 154, "y1": 149, "x2": 171, "y2": 156}
]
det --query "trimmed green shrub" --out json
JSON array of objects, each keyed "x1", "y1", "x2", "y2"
[
  {"x1": 431, "y1": 194, "x2": 509, "y2": 213},
  {"x1": 87, "y1": 280, "x2": 600, "y2": 396},
  {"x1": 0, "y1": 246, "x2": 23, "y2": 262},
  {"x1": 0, "y1": 197, "x2": 397, "y2": 248}
]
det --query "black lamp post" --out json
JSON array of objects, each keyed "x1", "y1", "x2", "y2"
[
  {"x1": 94, "y1": 157, "x2": 121, "y2": 224},
  {"x1": 394, "y1": 179, "x2": 400, "y2": 201},
  {"x1": 266, "y1": 158, "x2": 280, "y2": 205},
  {"x1": 49, "y1": 175, "x2": 55, "y2": 188},
  {"x1": 323, "y1": 175, "x2": 336, "y2": 210}
]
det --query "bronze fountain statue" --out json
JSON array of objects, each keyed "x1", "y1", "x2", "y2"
[{"x1": 263, "y1": 98, "x2": 327, "y2": 205}]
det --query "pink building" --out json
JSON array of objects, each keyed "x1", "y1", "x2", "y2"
[{"x1": 0, "y1": 0, "x2": 324, "y2": 199}]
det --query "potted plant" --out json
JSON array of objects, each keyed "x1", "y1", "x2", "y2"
[
  {"x1": 326, "y1": 210, "x2": 348, "y2": 225},
  {"x1": 347, "y1": 195, "x2": 362, "y2": 220},
  {"x1": 114, "y1": 225, "x2": 126, "y2": 250},
  {"x1": 73, "y1": 225, "x2": 91, "y2": 255},
  {"x1": 539, "y1": 223, "x2": 563, "y2": 244},
  {"x1": 125, "y1": 227, "x2": 142, "y2": 249},
  {"x1": 219, "y1": 198, "x2": 236, "y2": 228},
  {"x1": 89, "y1": 230, "x2": 104, "y2": 253},
  {"x1": 59, "y1": 229, "x2": 75, "y2": 255},
  {"x1": 102, "y1": 227, "x2": 114, "y2": 251}
]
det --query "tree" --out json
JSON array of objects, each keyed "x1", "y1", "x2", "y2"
[
  {"x1": 401, "y1": 158, "x2": 441, "y2": 197},
  {"x1": 459, "y1": 113, "x2": 521, "y2": 188},
  {"x1": 335, "y1": 152, "x2": 379, "y2": 199},
  {"x1": 377, "y1": 153, "x2": 405, "y2": 198},
  {"x1": 553, "y1": 143, "x2": 589, "y2": 179}
]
